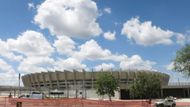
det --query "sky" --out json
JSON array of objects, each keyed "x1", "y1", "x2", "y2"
[{"x1": 0, "y1": 0, "x2": 190, "y2": 86}]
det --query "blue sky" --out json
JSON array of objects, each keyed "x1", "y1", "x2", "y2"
[{"x1": 0, "y1": 0, "x2": 190, "y2": 85}]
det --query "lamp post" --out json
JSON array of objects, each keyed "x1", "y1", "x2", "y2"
[{"x1": 18, "y1": 73, "x2": 21, "y2": 98}]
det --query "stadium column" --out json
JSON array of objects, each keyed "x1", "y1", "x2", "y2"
[
  {"x1": 48, "y1": 71, "x2": 53, "y2": 89},
  {"x1": 28, "y1": 75, "x2": 33, "y2": 88},
  {"x1": 42, "y1": 72, "x2": 47, "y2": 89},
  {"x1": 55, "y1": 71, "x2": 60, "y2": 89},
  {"x1": 160, "y1": 88, "x2": 163, "y2": 98},
  {"x1": 82, "y1": 69, "x2": 86, "y2": 99},
  {"x1": 126, "y1": 70, "x2": 128, "y2": 89},
  {"x1": 31, "y1": 74, "x2": 37, "y2": 89},
  {"x1": 36, "y1": 74, "x2": 41, "y2": 90},
  {"x1": 73, "y1": 70, "x2": 77, "y2": 98},
  {"x1": 91, "y1": 69, "x2": 94, "y2": 89},
  {"x1": 85, "y1": 70, "x2": 87, "y2": 98},
  {"x1": 118, "y1": 69, "x2": 121, "y2": 99},
  {"x1": 64, "y1": 70, "x2": 69, "y2": 98}
]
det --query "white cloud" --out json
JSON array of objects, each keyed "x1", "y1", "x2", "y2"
[
  {"x1": 0, "y1": 58, "x2": 14, "y2": 72},
  {"x1": 0, "y1": 30, "x2": 55, "y2": 74},
  {"x1": 73, "y1": 39, "x2": 112, "y2": 61},
  {"x1": 0, "y1": 70, "x2": 17, "y2": 86},
  {"x1": 103, "y1": 7, "x2": 111, "y2": 14},
  {"x1": 53, "y1": 36, "x2": 75, "y2": 55},
  {"x1": 0, "y1": 31, "x2": 157, "y2": 85},
  {"x1": 7, "y1": 30, "x2": 54, "y2": 57},
  {"x1": 0, "y1": 40, "x2": 23, "y2": 61},
  {"x1": 119, "y1": 55, "x2": 156, "y2": 70},
  {"x1": 34, "y1": 0, "x2": 102, "y2": 38},
  {"x1": 103, "y1": 31, "x2": 116, "y2": 41},
  {"x1": 0, "y1": 58, "x2": 17, "y2": 86},
  {"x1": 121, "y1": 17, "x2": 174, "y2": 46},
  {"x1": 18, "y1": 56, "x2": 55, "y2": 73},
  {"x1": 55, "y1": 57, "x2": 87, "y2": 71},
  {"x1": 94, "y1": 63, "x2": 115, "y2": 71},
  {"x1": 72, "y1": 39, "x2": 155, "y2": 71},
  {"x1": 28, "y1": 3, "x2": 36, "y2": 10},
  {"x1": 166, "y1": 62, "x2": 174, "y2": 71},
  {"x1": 176, "y1": 33, "x2": 186, "y2": 45}
]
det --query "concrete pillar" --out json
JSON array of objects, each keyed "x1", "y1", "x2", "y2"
[
  {"x1": 126, "y1": 71, "x2": 128, "y2": 89},
  {"x1": 31, "y1": 75, "x2": 37, "y2": 89},
  {"x1": 118, "y1": 70, "x2": 121, "y2": 99},
  {"x1": 55, "y1": 71, "x2": 60, "y2": 89},
  {"x1": 48, "y1": 71, "x2": 53, "y2": 89},
  {"x1": 184, "y1": 89, "x2": 186, "y2": 97},
  {"x1": 91, "y1": 69, "x2": 94, "y2": 89},
  {"x1": 161, "y1": 89, "x2": 163, "y2": 98},
  {"x1": 36, "y1": 74, "x2": 41, "y2": 90},
  {"x1": 64, "y1": 70, "x2": 69, "y2": 98},
  {"x1": 82, "y1": 69, "x2": 86, "y2": 99},
  {"x1": 42, "y1": 72, "x2": 47, "y2": 89},
  {"x1": 28, "y1": 75, "x2": 33, "y2": 88},
  {"x1": 73, "y1": 70, "x2": 77, "y2": 98},
  {"x1": 117, "y1": 70, "x2": 120, "y2": 80}
]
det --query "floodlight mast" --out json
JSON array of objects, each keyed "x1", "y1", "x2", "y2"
[{"x1": 18, "y1": 73, "x2": 21, "y2": 97}]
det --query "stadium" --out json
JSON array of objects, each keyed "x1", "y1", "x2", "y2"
[{"x1": 22, "y1": 70, "x2": 170, "y2": 99}]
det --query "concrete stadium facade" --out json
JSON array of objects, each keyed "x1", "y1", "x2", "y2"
[{"x1": 22, "y1": 70, "x2": 169, "y2": 99}]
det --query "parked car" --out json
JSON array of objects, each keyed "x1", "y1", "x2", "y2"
[
  {"x1": 155, "y1": 97, "x2": 176, "y2": 107},
  {"x1": 19, "y1": 91, "x2": 44, "y2": 99}
]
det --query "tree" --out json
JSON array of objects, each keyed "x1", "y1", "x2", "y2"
[
  {"x1": 173, "y1": 44, "x2": 190, "y2": 76},
  {"x1": 96, "y1": 72, "x2": 119, "y2": 101},
  {"x1": 130, "y1": 72, "x2": 161, "y2": 104}
]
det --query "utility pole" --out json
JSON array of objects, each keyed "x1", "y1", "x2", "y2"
[{"x1": 18, "y1": 73, "x2": 21, "y2": 97}]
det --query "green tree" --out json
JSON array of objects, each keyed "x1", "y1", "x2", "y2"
[
  {"x1": 130, "y1": 72, "x2": 161, "y2": 104},
  {"x1": 96, "y1": 72, "x2": 119, "y2": 101},
  {"x1": 173, "y1": 44, "x2": 190, "y2": 76}
]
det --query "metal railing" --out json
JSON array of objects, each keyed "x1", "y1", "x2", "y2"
[{"x1": 168, "y1": 82, "x2": 190, "y2": 86}]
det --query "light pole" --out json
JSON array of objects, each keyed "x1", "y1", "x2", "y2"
[{"x1": 18, "y1": 73, "x2": 21, "y2": 98}]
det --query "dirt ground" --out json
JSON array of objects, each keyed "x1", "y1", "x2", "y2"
[{"x1": 0, "y1": 97, "x2": 190, "y2": 107}]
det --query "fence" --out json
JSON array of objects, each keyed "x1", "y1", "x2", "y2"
[
  {"x1": 0, "y1": 97, "x2": 15, "y2": 107},
  {"x1": 168, "y1": 82, "x2": 190, "y2": 86},
  {"x1": 0, "y1": 97, "x2": 152, "y2": 107}
]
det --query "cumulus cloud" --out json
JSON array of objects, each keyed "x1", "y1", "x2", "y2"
[
  {"x1": 0, "y1": 40, "x2": 23, "y2": 61},
  {"x1": 121, "y1": 17, "x2": 174, "y2": 46},
  {"x1": 0, "y1": 30, "x2": 56, "y2": 74},
  {"x1": 103, "y1": 31, "x2": 116, "y2": 41},
  {"x1": 28, "y1": 3, "x2": 36, "y2": 10},
  {"x1": 34, "y1": 0, "x2": 102, "y2": 38},
  {"x1": 0, "y1": 32, "x2": 156, "y2": 75},
  {"x1": 72, "y1": 39, "x2": 155, "y2": 71},
  {"x1": 103, "y1": 7, "x2": 111, "y2": 14},
  {"x1": 7, "y1": 30, "x2": 54, "y2": 57},
  {"x1": 0, "y1": 58, "x2": 14, "y2": 72},
  {"x1": 73, "y1": 39, "x2": 112, "y2": 61},
  {"x1": 0, "y1": 31, "x2": 157, "y2": 85},
  {"x1": 53, "y1": 36, "x2": 75, "y2": 55},
  {"x1": 166, "y1": 62, "x2": 174, "y2": 71},
  {"x1": 119, "y1": 55, "x2": 156, "y2": 70},
  {"x1": 0, "y1": 70, "x2": 17, "y2": 86},
  {"x1": 0, "y1": 58, "x2": 17, "y2": 85},
  {"x1": 176, "y1": 33, "x2": 186, "y2": 45},
  {"x1": 18, "y1": 56, "x2": 55, "y2": 73},
  {"x1": 55, "y1": 57, "x2": 87, "y2": 71},
  {"x1": 94, "y1": 63, "x2": 115, "y2": 71}
]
